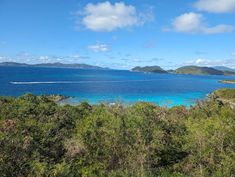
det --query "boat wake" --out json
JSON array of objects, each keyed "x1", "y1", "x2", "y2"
[
  {"x1": 10, "y1": 81, "x2": 78, "y2": 85},
  {"x1": 10, "y1": 79, "x2": 163, "y2": 85}
]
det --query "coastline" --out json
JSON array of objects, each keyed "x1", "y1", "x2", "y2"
[
  {"x1": 219, "y1": 80, "x2": 235, "y2": 84},
  {"x1": 45, "y1": 88, "x2": 235, "y2": 110}
]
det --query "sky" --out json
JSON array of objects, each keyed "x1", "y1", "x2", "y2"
[{"x1": 0, "y1": 0, "x2": 235, "y2": 69}]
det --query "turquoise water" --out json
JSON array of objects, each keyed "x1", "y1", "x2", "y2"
[
  {"x1": 1, "y1": 66, "x2": 235, "y2": 107},
  {"x1": 61, "y1": 91, "x2": 205, "y2": 107}
]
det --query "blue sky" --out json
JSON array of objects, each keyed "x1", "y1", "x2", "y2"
[{"x1": 0, "y1": 0, "x2": 235, "y2": 69}]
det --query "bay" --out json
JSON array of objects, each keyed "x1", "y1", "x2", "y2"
[{"x1": 1, "y1": 66, "x2": 235, "y2": 107}]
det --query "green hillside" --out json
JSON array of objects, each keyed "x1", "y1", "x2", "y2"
[
  {"x1": 176, "y1": 66, "x2": 228, "y2": 75},
  {"x1": 214, "y1": 88, "x2": 235, "y2": 101},
  {"x1": 132, "y1": 66, "x2": 168, "y2": 73}
]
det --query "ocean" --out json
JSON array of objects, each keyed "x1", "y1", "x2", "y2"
[{"x1": 1, "y1": 66, "x2": 235, "y2": 107}]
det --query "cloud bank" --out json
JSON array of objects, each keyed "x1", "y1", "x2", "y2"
[
  {"x1": 172, "y1": 12, "x2": 234, "y2": 34},
  {"x1": 78, "y1": 1, "x2": 154, "y2": 32},
  {"x1": 186, "y1": 58, "x2": 235, "y2": 68},
  {"x1": 195, "y1": 0, "x2": 235, "y2": 13},
  {"x1": 0, "y1": 53, "x2": 89, "y2": 64}
]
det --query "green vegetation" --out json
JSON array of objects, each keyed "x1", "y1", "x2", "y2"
[
  {"x1": 131, "y1": 65, "x2": 235, "y2": 76},
  {"x1": 212, "y1": 88, "x2": 235, "y2": 109},
  {"x1": 176, "y1": 66, "x2": 225, "y2": 75},
  {"x1": 132, "y1": 66, "x2": 168, "y2": 73},
  {"x1": 214, "y1": 88, "x2": 235, "y2": 102},
  {"x1": 1, "y1": 90, "x2": 235, "y2": 177},
  {"x1": 175, "y1": 66, "x2": 235, "y2": 76}
]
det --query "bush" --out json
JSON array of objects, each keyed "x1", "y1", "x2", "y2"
[{"x1": 0, "y1": 93, "x2": 234, "y2": 176}]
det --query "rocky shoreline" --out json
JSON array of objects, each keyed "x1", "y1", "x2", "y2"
[{"x1": 44, "y1": 95, "x2": 70, "y2": 102}]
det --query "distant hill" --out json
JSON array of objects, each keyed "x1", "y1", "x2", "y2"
[
  {"x1": 0, "y1": 62, "x2": 29, "y2": 67},
  {"x1": 223, "y1": 70, "x2": 235, "y2": 76},
  {"x1": 33, "y1": 62, "x2": 105, "y2": 69},
  {"x1": 213, "y1": 66, "x2": 235, "y2": 72},
  {"x1": 131, "y1": 65, "x2": 235, "y2": 76},
  {"x1": 0, "y1": 62, "x2": 106, "y2": 70},
  {"x1": 175, "y1": 66, "x2": 235, "y2": 76},
  {"x1": 131, "y1": 66, "x2": 168, "y2": 73}
]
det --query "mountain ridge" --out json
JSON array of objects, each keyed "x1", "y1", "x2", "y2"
[
  {"x1": 131, "y1": 65, "x2": 235, "y2": 76},
  {"x1": 1, "y1": 62, "x2": 235, "y2": 76},
  {"x1": 213, "y1": 66, "x2": 235, "y2": 72},
  {"x1": 0, "y1": 62, "x2": 107, "y2": 70},
  {"x1": 175, "y1": 66, "x2": 235, "y2": 76}
]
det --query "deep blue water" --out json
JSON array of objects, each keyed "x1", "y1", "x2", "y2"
[{"x1": 1, "y1": 66, "x2": 235, "y2": 107}]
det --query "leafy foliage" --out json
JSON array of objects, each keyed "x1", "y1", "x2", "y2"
[{"x1": 0, "y1": 93, "x2": 235, "y2": 176}]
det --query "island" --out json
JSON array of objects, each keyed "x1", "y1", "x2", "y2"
[
  {"x1": 2, "y1": 62, "x2": 235, "y2": 76},
  {"x1": 219, "y1": 80, "x2": 235, "y2": 84},
  {"x1": 175, "y1": 66, "x2": 224, "y2": 75},
  {"x1": 0, "y1": 62, "x2": 108, "y2": 70},
  {"x1": 175, "y1": 66, "x2": 235, "y2": 76},
  {"x1": 131, "y1": 66, "x2": 168, "y2": 73},
  {"x1": 131, "y1": 65, "x2": 235, "y2": 76}
]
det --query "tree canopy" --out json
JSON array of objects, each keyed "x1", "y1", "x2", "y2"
[{"x1": 0, "y1": 91, "x2": 235, "y2": 177}]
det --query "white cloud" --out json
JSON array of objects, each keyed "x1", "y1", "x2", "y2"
[
  {"x1": 185, "y1": 58, "x2": 235, "y2": 68},
  {"x1": 16, "y1": 53, "x2": 83, "y2": 63},
  {"x1": 71, "y1": 54, "x2": 81, "y2": 59},
  {"x1": 18, "y1": 53, "x2": 55, "y2": 63},
  {"x1": 172, "y1": 12, "x2": 234, "y2": 34},
  {"x1": 195, "y1": 58, "x2": 205, "y2": 64},
  {"x1": 0, "y1": 55, "x2": 11, "y2": 62},
  {"x1": 195, "y1": 0, "x2": 235, "y2": 13},
  {"x1": 232, "y1": 52, "x2": 235, "y2": 57},
  {"x1": 0, "y1": 53, "x2": 90, "y2": 64},
  {"x1": 78, "y1": 1, "x2": 154, "y2": 32},
  {"x1": 88, "y1": 43, "x2": 110, "y2": 52},
  {"x1": 38, "y1": 56, "x2": 51, "y2": 63}
]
